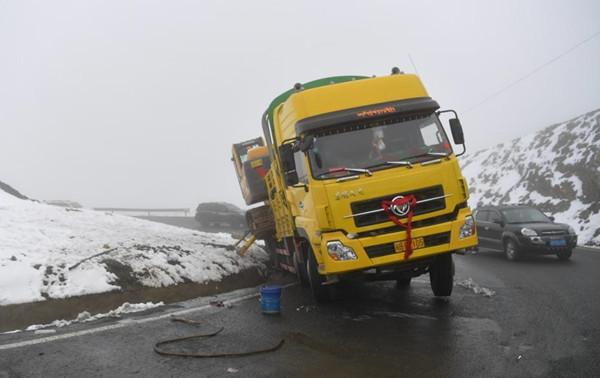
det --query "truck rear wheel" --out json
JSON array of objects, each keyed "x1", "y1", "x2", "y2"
[
  {"x1": 429, "y1": 253, "x2": 454, "y2": 297},
  {"x1": 307, "y1": 250, "x2": 331, "y2": 303}
]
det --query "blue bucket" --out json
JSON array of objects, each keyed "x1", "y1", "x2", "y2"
[{"x1": 260, "y1": 285, "x2": 282, "y2": 314}]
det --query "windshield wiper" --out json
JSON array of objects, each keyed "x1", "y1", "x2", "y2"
[
  {"x1": 365, "y1": 160, "x2": 413, "y2": 170},
  {"x1": 425, "y1": 152, "x2": 450, "y2": 158},
  {"x1": 317, "y1": 167, "x2": 372, "y2": 178},
  {"x1": 385, "y1": 160, "x2": 413, "y2": 168},
  {"x1": 405, "y1": 151, "x2": 450, "y2": 162}
]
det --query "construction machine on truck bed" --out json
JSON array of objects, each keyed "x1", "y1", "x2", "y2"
[{"x1": 233, "y1": 68, "x2": 478, "y2": 301}]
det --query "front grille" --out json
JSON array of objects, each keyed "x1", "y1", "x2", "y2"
[
  {"x1": 540, "y1": 230, "x2": 566, "y2": 236},
  {"x1": 356, "y1": 202, "x2": 467, "y2": 238},
  {"x1": 350, "y1": 185, "x2": 445, "y2": 227},
  {"x1": 364, "y1": 231, "x2": 451, "y2": 259}
]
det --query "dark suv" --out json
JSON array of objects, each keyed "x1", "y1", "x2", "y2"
[
  {"x1": 474, "y1": 205, "x2": 577, "y2": 261},
  {"x1": 194, "y1": 202, "x2": 246, "y2": 229}
]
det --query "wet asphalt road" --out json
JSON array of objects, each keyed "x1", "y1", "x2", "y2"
[{"x1": 1, "y1": 246, "x2": 599, "y2": 378}]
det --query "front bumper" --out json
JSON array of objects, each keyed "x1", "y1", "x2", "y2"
[
  {"x1": 515, "y1": 234, "x2": 577, "y2": 254},
  {"x1": 316, "y1": 207, "x2": 478, "y2": 275}
]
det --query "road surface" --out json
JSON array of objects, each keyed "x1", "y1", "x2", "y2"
[{"x1": 1, "y1": 247, "x2": 599, "y2": 377}]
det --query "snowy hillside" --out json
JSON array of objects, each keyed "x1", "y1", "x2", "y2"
[
  {"x1": 461, "y1": 108, "x2": 600, "y2": 246},
  {"x1": 0, "y1": 188, "x2": 268, "y2": 306}
]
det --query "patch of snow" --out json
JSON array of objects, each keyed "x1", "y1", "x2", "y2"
[
  {"x1": 24, "y1": 301, "x2": 164, "y2": 331},
  {"x1": 456, "y1": 278, "x2": 496, "y2": 297}
]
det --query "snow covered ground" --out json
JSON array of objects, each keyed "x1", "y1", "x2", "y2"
[
  {"x1": 461, "y1": 108, "x2": 600, "y2": 246},
  {"x1": 0, "y1": 190, "x2": 268, "y2": 306}
]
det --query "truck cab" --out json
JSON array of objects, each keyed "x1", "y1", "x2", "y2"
[{"x1": 243, "y1": 71, "x2": 478, "y2": 301}]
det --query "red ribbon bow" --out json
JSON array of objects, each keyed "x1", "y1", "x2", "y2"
[{"x1": 381, "y1": 195, "x2": 417, "y2": 260}]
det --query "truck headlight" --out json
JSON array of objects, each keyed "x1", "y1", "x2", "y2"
[
  {"x1": 459, "y1": 216, "x2": 475, "y2": 239},
  {"x1": 521, "y1": 228, "x2": 537, "y2": 237},
  {"x1": 327, "y1": 241, "x2": 357, "y2": 261}
]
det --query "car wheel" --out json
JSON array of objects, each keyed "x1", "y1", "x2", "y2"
[
  {"x1": 307, "y1": 250, "x2": 331, "y2": 303},
  {"x1": 396, "y1": 276, "x2": 412, "y2": 289},
  {"x1": 557, "y1": 249, "x2": 572, "y2": 261},
  {"x1": 429, "y1": 253, "x2": 454, "y2": 297},
  {"x1": 504, "y1": 239, "x2": 520, "y2": 261}
]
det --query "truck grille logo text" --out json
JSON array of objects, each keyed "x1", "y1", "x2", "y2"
[{"x1": 335, "y1": 188, "x2": 364, "y2": 200}]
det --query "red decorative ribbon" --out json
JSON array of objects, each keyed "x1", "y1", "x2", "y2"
[{"x1": 381, "y1": 195, "x2": 417, "y2": 260}]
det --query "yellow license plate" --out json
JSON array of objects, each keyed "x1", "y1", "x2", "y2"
[{"x1": 394, "y1": 237, "x2": 425, "y2": 253}]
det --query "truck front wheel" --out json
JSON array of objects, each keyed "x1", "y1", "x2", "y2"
[
  {"x1": 307, "y1": 251, "x2": 331, "y2": 303},
  {"x1": 429, "y1": 253, "x2": 454, "y2": 297},
  {"x1": 294, "y1": 251, "x2": 310, "y2": 287}
]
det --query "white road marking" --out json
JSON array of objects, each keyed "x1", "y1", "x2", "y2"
[{"x1": 0, "y1": 283, "x2": 296, "y2": 351}]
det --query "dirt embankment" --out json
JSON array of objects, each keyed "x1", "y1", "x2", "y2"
[{"x1": 0, "y1": 267, "x2": 265, "y2": 332}]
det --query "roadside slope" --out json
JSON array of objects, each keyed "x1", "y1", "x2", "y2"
[{"x1": 0, "y1": 189, "x2": 268, "y2": 306}]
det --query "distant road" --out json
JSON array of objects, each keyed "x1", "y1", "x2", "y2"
[{"x1": 1, "y1": 246, "x2": 598, "y2": 377}]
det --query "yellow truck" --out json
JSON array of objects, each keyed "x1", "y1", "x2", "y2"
[{"x1": 233, "y1": 69, "x2": 478, "y2": 301}]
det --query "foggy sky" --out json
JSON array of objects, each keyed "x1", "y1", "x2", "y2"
[{"x1": 1, "y1": 0, "x2": 599, "y2": 209}]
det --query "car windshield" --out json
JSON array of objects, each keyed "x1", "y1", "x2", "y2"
[
  {"x1": 501, "y1": 207, "x2": 551, "y2": 224},
  {"x1": 307, "y1": 114, "x2": 452, "y2": 178}
]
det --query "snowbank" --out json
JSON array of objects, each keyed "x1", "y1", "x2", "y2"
[{"x1": 0, "y1": 190, "x2": 268, "y2": 306}]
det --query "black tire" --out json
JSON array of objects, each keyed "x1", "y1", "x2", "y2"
[
  {"x1": 557, "y1": 249, "x2": 572, "y2": 261},
  {"x1": 396, "y1": 276, "x2": 412, "y2": 288},
  {"x1": 504, "y1": 239, "x2": 520, "y2": 261},
  {"x1": 429, "y1": 253, "x2": 454, "y2": 297},
  {"x1": 294, "y1": 249, "x2": 310, "y2": 287},
  {"x1": 306, "y1": 250, "x2": 331, "y2": 303}
]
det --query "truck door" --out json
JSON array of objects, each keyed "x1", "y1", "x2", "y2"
[{"x1": 288, "y1": 150, "x2": 310, "y2": 218}]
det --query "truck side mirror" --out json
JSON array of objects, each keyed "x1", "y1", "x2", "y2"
[
  {"x1": 449, "y1": 118, "x2": 464, "y2": 145},
  {"x1": 279, "y1": 144, "x2": 299, "y2": 186}
]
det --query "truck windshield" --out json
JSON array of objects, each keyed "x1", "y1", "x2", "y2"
[{"x1": 307, "y1": 114, "x2": 452, "y2": 179}]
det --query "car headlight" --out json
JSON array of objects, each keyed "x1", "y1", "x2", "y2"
[
  {"x1": 521, "y1": 228, "x2": 537, "y2": 237},
  {"x1": 568, "y1": 226, "x2": 576, "y2": 235},
  {"x1": 327, "y1": 241, "x2": 357, "y2": 261},
  {"x1": 459, "y1": 215, "x2": 475, "y2": 239}
]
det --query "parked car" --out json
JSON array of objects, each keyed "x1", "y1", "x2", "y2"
[
  {"x1": 474, "y1": 205, "x2": 577, "y2": 261},
  {"x1": 194, "y1": 202, "x2": 246, "y2": 229}
]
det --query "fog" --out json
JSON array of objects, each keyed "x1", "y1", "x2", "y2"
[{"x1": 1, "y1": 0, "x2": 599, "y2": 209}]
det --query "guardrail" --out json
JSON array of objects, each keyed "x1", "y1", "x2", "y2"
[{"x1": 94, "y1": 208, "x2": 190, "y2": 216}]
